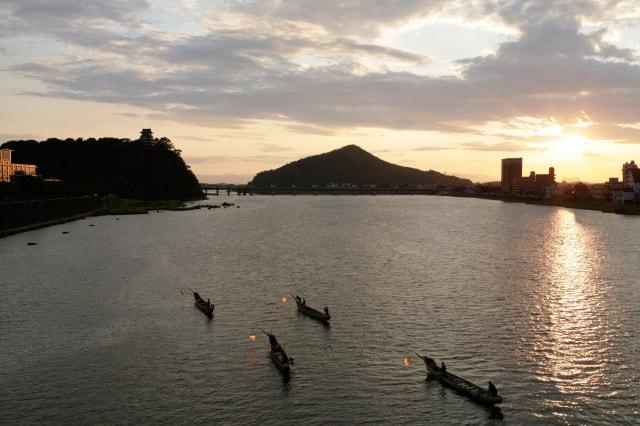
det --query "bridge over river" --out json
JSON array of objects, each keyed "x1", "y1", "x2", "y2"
[{"x1": 200, "y1": 184, "x2": 453, "y2": 196}]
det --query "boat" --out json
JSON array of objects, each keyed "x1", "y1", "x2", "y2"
[
  {"x1": 294, "y1": 296, "x2": 331, "y2": 324},
  {"x1": 265, "y1": 331, "x2": 293, "y2": 377},
  {"x1": 193, "y1": 291, "x2": 214, "y2": 318},
  {"x1": 415, "y1": 353, "x2": 502, "y2": 406}
]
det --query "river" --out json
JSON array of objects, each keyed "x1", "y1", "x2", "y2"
[{"x1": 1, "y1": 196, "x2": 639, "y2": 424}]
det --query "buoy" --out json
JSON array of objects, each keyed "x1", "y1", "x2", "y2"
[{"x1": 27, "y1": 242, "x2": 37, "y2": 246}]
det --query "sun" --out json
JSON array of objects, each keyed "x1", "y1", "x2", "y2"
[{"x1": 546, "y1": 134, "x2": 588, "y2": 159}]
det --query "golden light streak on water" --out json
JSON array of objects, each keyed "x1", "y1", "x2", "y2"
[
  {"x1": 403, "y1": 356, "x2": 411, "y2": 366},
  {"x1": 281, "y1": 296, "x2": 288, "y2": 303},
  {"x1": 249, "y1": 335, "x2": 256, "y2": 342},
  {"x1": 535, "y1": 209, "x2": 613, "y2": 398}
]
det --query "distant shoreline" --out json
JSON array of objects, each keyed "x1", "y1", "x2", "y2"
[
  {"x1": 240, "y1": 190, "x2": 640, "y2": 215},
  {"x1": 449, "y1": 193, "x2": 640, "y2": 216}
]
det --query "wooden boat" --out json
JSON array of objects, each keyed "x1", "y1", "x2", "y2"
[
  {"x1": 294, "y1": 296, "x2": 330, "y2": 324},
  {"x1": 193, "y1": 291, "x2": 214, "y2": 318},
  {"x1": 415, "y1": 353, "x2": 502, "y2": 406},
  {"x1": 265, "y1": 332, "x2": 293, "y2": 377}
]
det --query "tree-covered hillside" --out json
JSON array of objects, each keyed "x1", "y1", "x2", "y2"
[
  {"x1": 250, "y1": 145, "x2": 472, "y2": 187},
  {"x1": 2, "y1": 136, "x2": 203, "y2": 199}
]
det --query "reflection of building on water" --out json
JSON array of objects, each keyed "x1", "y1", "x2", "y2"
[{"x1": 0, "y1": 149, "x2": 37, "y2": 183}]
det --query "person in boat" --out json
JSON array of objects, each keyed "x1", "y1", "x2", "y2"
[
  {"x1": 268, "y1": 333, "x2": 278, "y2": 348},
  {"x1": 302, "y1": 299, "x2": 306, "y2": 306},
  {"x1": 324, "y1": 306, "x2": 329, "y2": 316},
  {"x1": 488, "y1": 381, "x2": 498, "y2": 397},
  {"x1": 426, "y1": 357, "x2": 437, "y2": 368},
  {"x1": 440, "y1": 362, "x2": 446, "y2": 375},
  {"x1": 207, "y1": 298, "x2": 211, "y2": 308},
  {"x1": 194, "y1": 292, "x2": 200, "y2": 299}
]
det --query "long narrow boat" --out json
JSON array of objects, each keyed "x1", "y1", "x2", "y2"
[
  {"x1": 294, "y1": 296, "x2": 331, "y2": 324},
  {"x1": 265, "y1": 332, "x2": 293, "y2": 377},
  {"x1": 415, "y1": 353, "x2": 502, "y2": 406},
  {"x1": 193, "y1": 291, "x2": 214, "y2": 318}
]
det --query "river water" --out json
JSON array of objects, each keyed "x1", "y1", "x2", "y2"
[{"x1": 1, "y1": 196, "x2": 639, "y2": 425}]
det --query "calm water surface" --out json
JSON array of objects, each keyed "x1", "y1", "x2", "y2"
[{"x1": 1, "y1": 196, "x2": 639, "y2": 425}]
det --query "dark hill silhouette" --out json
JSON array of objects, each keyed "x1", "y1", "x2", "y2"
[
  {"x1": 250, "y1": 145, "x2": 472, "y2": 187},
  {"x1": 1, "y1": 136, "x2": 202, "y2": 200}
]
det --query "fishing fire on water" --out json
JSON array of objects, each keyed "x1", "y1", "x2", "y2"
[
  {"x1": 249, "y1": 335, "x2": 256, "y2": 342},
  {"x1": 403, "y1": 356, "x2": 411, "y2": 366},
  {"x1": 282, "y1": 296, "x2": 288, "y2": 303}
]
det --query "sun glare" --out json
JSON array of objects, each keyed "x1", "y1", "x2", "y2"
[{"x1": 546, "y1": 134, "x2": 588, "y2": 159}]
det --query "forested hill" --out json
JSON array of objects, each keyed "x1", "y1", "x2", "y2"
[
  {"x1": 250, "y1": 145, "x2": 472, "y2": 187},
  {"x1": 2, "y1": 137, "x2": 203, "y2": 199}
]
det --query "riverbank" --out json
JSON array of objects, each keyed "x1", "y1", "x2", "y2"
[
  {"x1": 96, "y1": 197, "x2": 187, "y2": 215},
  {"x1": 465, "y1": 193, "x2": 640, "y2": 215},
  {"x1": 0, "y1": 196, "x2": 206, "y2": 238}
]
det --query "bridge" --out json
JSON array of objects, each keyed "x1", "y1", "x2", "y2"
[{"x1": 200, "y1": 184, "x2": 457, "y2": 196}]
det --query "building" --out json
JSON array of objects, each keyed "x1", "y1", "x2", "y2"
[
  {"x1": 590, "y1": 183, "x2": 606, "y2": 201},
  {"x1": 622, "y1": 160, "x2": 640, "y2": 202},
  {"x1": 139, "y1": 128, "x2": 154, "y2": 142},
  {"x1": 520, "y1": 167, "x2": 556, "y2": 196},
  {"x1": 501, "y1": 158, "x2": 522, "y2": 193},
  {"x1": 0, "y1": 149, "x2": 37, "y2": 183},
  {"x1": 501, "y1": 158, "x2": 556, "y2": 196},
  {"x1": 622, "y1": 160, "x2": 638, "y2": 186}
]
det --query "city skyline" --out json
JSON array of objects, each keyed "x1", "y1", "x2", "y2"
[{"x1": 2, "y1": 1, "x2": 640, "y2": 183}]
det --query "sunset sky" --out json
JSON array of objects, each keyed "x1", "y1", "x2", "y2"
[{"x1": 1, "y1": 0, "x2": 640, "y2": 183}]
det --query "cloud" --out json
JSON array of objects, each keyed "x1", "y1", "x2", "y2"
[
  {"x1": 462, "y1": 141, "x2": 538, "y2": 152},
  {"x1": 413, "y1": 145, "x2": 457, "y2": 151},
  {"x1": 578, "y1": 123, "x2": 640, "y2": 143},
  {"x1": 2, "y1": 0, "x2": 640, "y2": 144},
  {"x1": 228, "y1": 0, "x2": 454, "y2": 37},
  {"x1": 182, "y1": 153, "x2": 293, "y2": 164},
  {"x1": 257, "y1": 143, "x2": 292, "y2": 152},
  {"x1": 174, "y1": 134, "x2": 219, "y2": 142}
]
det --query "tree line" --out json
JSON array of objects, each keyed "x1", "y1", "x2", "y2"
[{"x1": 1, "y1": 137, "x2": 203, "y2": 200}]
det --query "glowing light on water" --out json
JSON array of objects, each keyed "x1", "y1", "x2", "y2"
[
  {"x1": 249, "y1": 335, "x2": 256, "y2": 342},
  {"x1": 403, "y1": 356, "x2": 411, "y2": 366},
  {"x1": 532, "y1": 208, "x2": 612, "y2": 398},
  {"x1": 281, "y1": 296, "x2": 288, "y2": 303}
]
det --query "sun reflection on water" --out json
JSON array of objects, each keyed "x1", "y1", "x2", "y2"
[{"x1": 532, "y1": 209, "x2": 614, "y2": 400}]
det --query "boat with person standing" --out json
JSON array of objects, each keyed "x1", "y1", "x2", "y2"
[
  {"x1": 265, "y1": 331, "x2": 294, "y2": 378},
  {"x1": 415, "y1": 353, "x2": 502, "y2": 406},
  {"x1": 192, "y1": 290, "x2": 214, "y2": 318},
  {"x1": 294, "y1": 295, "x2": 331, "y2": 325}
]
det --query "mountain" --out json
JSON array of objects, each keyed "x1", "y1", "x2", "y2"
[
  {"x1": 250, "y1": 145, "x2": 472, "y2": 187},
  {"x1": 2, "y1": 136, "x2": 203, "y2": 200}
]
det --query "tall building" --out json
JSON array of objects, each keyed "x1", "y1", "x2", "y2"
[
  {"x1": 0, "y1": 149, "x2": 37, "y2": 182},
  {"x1": 501, "y1": 158, "x2": 522, "y2": 193},
  {"x1": 623, "y1": 161, "x2": 639, "y2": 186},
  {"x1": 622, "y1": 160, "x2": 640, "y2": 202}
]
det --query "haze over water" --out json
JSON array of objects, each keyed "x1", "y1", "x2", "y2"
[{"x1": 1, "y1": 196, "x2": 639, "y2": 424}]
